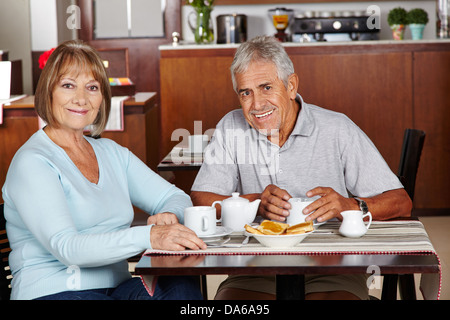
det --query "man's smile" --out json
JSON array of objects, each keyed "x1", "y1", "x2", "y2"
[{"x1": 254, "y1": 109, "x2": 274, "y2": 119}]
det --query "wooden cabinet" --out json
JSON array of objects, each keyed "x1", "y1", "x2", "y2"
[
  {"x1": 289, "y1": 50, "x2": 413, "y2": 171},
  {"x1": 159, "y1": 41, "x2": 450, "y2": 210},
  {"x1": 413, "y1": 51, "x2": 450, "y2": 208}
]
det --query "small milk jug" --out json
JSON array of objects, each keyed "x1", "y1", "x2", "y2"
[{"x1": 339, "y1": 210, "x2": 372, "y2": 238}]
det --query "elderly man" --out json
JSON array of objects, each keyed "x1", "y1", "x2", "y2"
[{"x1": 191, "y1": 36, "x2": 412, "y2": 300}]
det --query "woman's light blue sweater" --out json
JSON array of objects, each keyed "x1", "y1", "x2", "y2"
[{"x1": 2, "y1": 130, "x2": 192, "y2": 300}]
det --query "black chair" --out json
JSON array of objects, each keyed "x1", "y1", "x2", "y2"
[
  {"x1": 381, "y1": 129, "x2": 426, "y2": 300},
  {"x1": 397, "y1": 129, "x2": 426, "y2": 201},
  {"x1": 0, "y1": 203, "x2": 12, "y2": 300}
]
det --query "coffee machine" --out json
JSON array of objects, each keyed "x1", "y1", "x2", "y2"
[{"x1": 268, "y1": 8, "x2": 294, "y2": 42}]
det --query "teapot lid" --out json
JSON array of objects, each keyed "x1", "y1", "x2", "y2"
[{"x1": 223, "y1": 192, "x2": 249, "y2": 205}]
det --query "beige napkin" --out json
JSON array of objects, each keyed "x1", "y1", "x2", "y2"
[
  {"x1": 105, "y1": 96, "x2": 128, "y2": 131},
  {"x1": 139, "y1": 275, "x2": 157, "y2": 297}
]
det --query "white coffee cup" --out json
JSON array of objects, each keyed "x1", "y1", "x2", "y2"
[
  {"x1": 188, "y1": 135, "x2": 208, "y2": 154},
  {"x1": 184, "y1": 206, "x2": 218, "y2": 236},
  {"x1": 287, "y1": 196, "x2": 324, "y2": 226}
]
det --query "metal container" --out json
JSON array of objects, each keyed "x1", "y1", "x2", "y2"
[
  {"x1": 216, "y1": 14, "x2": 247, "y2": 44},
  {"x1": 437, "y1": 0, "x2": 450, "y2": 38}
]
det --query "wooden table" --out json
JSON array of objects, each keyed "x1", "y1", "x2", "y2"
[
  {"x1": 135, "y1": 251, "x2": 438, "y2": 300},
  {"x1": 157, "y1": 143, "x2": 203, "y2": 172},
  {"x1": 135, "y1": 221, "x2": 441, "y2": 300}
]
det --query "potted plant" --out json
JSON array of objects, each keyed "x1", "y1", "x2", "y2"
[
  {"x1": 387, "y1": 7, "x2": 408, "y2": 40},
  {"x1": 407, "y1": 8, "x2": 429, "y2": 40}
]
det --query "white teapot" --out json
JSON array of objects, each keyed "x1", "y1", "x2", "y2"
[{"x1": 212, "y1": 193, "x2": 261, "y2": 232}]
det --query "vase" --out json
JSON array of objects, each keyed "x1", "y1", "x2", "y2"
[
  {"x1": 188, "y1": 7, "x2": 214, "y2": 44},
  {"x1": 390, "y1": 24, "x2": 406, "y2": 40},
  {"x1": 409, "y1": 24, "x2": 426, "y2": 40}
]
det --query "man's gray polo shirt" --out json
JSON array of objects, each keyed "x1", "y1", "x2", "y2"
[{"x1": 192, "y1": 94, "x2": 402, "y2": 198}]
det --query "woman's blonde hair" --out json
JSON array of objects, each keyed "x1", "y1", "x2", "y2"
[{"x1": 35, "y1": 40, "x2": 111, "y2": 137}]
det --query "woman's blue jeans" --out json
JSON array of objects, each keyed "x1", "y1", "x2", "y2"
[{"x1": 35, "y1": 276, "x2": 203, "y2": 300}]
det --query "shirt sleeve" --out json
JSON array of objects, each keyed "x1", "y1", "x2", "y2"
[
  {"x1": 3, "y1": 149, "x2": 155, "y2": 268},
  {"x1": 125, "y1": 150, "x2": 193, "y2": 224},
  {"x1": 338, "y1": 117, "x2": 403, "y2": 197},
  {"x1": 3, "y1": 141, "x2": 192, "y2": 268}
]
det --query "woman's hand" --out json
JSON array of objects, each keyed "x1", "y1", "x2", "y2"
[
  {"x1": 150, "y1": 223, "x2": 207, "y2": 251},
  {"x1": 147, "y1": 212, "x2": 179, "y2": 225}
]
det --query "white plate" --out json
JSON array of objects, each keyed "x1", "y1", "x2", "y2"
[
  {"x1": 244, "y1": 230, "x2": 314, "y2": 248},
  {"x1": 199, "y1": 226, "x2": 233, "y2": 240}
]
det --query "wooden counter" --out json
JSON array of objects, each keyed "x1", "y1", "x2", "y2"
[
  {"x1": 159, "y1": 40, "x2": 450, "y2": 210},
  {"x1": 0, "y1": 93, "x2": 160, "y2": 203}
]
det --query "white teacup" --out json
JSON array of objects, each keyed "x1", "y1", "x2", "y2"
[
  {"x1": 287, "y1": 196, "x2": 323, "y2": 226},
  {"x1": 188, "y1": 135, "x2": 208, "y2": 154},
  {"x1": 184, "y1": 206, "x2": 218, "y2": 236}
]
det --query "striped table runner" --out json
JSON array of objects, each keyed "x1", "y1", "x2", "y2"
[
  {"x1": 143, "y1": 220, "x2": 441, "y2": 299},
  {"x1": 145, "y1": 221, "x2": 436, "y2": 255}
]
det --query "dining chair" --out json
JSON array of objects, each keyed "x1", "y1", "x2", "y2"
[
  {"x1": 381, "y1": 129, "x2": 426, "y2": 300},
  {"x1": 397, "y1": 129, "x2": 426, "y2": 201},
  {"x1": 0, "y1": 203, "x2": 12, "y2": 300}
]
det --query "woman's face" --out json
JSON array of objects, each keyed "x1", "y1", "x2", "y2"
[{"x1": 51, "y1": 68, "x2": 103, "y2": 133}]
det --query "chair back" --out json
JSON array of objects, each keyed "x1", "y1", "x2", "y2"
[
  {"x1": 397, "y1": 129, "x2": 426, "y2": 201},
  {"x1": 0, "y1": 203, "x2": 12, "y2": 300}
]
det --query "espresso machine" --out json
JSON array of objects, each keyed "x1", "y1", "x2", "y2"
[
  {"x1": 291, "y1": 11, "x2": 380, "y2": 42},
  {"x1": 268, "y1": 8, "x2": 294, "y2": 42}
]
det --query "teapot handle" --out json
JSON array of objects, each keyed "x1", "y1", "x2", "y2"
[
  {"x1": 212, "y1": 201, "x2": 222, "y2": 223},
  {"x1": 363, "y1": 211, "x2": 372, "y2": 230}
]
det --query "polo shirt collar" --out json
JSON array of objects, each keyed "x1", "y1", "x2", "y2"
[
  {"x1": 253, "y1": 93, "x2": 315, "y2": 141},
  {"x1": 291, "y1": 93, "x2": 315, "y2": 137}
]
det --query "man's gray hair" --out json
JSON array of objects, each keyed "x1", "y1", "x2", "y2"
[{"x1": 230, "y1": 36, "x2": 295, "y2": 92}]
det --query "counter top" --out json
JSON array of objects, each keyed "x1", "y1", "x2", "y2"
[
  {"x1": 2, "y1": 92, "x2": 156, "y2": 110},
  {"x1": 1, "y1": 92, "x2": 157, "y2": 117},
  {"x1": 160, "y1": 39, "x2": 450, "y2": 50}
]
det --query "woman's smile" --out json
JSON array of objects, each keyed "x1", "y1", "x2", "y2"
[{"x1": 67, "y1": 108, "x2": 89, "y2": 116}]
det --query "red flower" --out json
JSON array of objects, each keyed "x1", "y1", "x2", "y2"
[{"x1": 38, "y1": 48, "x2": 55, "y2": 69}]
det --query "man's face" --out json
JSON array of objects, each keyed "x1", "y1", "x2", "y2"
[{"x1": 235, "y1": 60, "x2": 298, "y2": 145}]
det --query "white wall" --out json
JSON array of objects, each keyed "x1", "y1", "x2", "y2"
[
  {"x1": 0, "y1": 0, "x2": 76, "y2": 94},
  {"x1": 29, "y1": 0, "x2": 58, "y2": 51},
  {"x1": 182, "y1": 1, "x2": 437, "y2": 43},
  {"x1": 0, "y1": 0, "x2": 33, "y2": 94}
]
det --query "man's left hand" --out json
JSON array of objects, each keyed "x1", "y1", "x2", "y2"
[{"x1": 303, "y1": 187, "x2": 359, "y2": 222}]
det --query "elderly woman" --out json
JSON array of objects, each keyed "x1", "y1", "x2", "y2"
[{"x1": 2, "y1": 40, "x2": 206, "y2": 300}]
